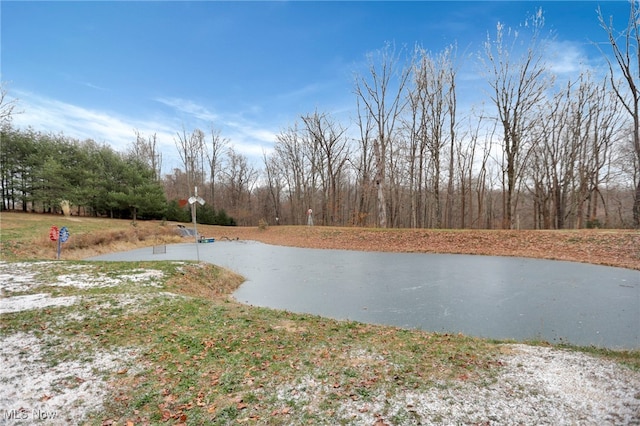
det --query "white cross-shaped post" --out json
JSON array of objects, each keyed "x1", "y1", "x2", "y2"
[{"x1": 188, "y1": 186, "x2": 206, "y2": 261}]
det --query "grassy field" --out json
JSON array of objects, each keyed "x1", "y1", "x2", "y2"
[
  {"x1": 0, "y1": 212, "x2": 183, "y2": 261},
  {"x1": 1, "y1": 212, "x2": 638, "y2": 425}
]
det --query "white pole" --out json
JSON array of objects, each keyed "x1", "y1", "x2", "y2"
[{"x1": 193, "y1": 186, "x2": 200, "y2": 261}]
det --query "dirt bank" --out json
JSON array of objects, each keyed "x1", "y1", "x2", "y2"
[{"x1": 200, "y1": 226, "x2": 640, "y2": 271}]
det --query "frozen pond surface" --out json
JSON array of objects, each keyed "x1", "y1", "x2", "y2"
[{"x1": 89, "y1": 241, "x2": 640, "y2": 349}]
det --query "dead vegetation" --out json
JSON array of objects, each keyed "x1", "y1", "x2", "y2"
[
  {"x1": 165, "y1": 262, "x2": 245, "y2": 300},
  {"x1": 1, "y1": 211, "x2": 637, "y2": 270},
  {"x1": 0, "y1": 212, "x2": 183, "y2": 260}
]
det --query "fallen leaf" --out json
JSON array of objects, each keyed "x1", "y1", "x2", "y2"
[{"x1": 161, "y1": 410, "x2": 171, "y2": 421}]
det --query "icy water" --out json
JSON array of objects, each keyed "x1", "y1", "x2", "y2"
[{"x1": 89, "y1": 241, "x2": 640, "y2": 349}]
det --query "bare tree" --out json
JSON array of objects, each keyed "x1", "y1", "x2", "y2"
[
  {"x1": 444, "y1": 47, "x2": 459, "y2": 229},
  {"x1": 455, "y1": 110, "x2": 492, "y2": 229},
  {"x1": 527, "y1": 70, "x2": 623, "y2": 229},
  {"x1": 354, "y1": 42, "x2": 411, "y2": 228},
  {"x1": 404, "y1": 72, "x2": 426, "y2": 228},
  {"x1": 130, "y1": 130, "x2": 162, "y2": 180},
  {"x1": 0, "y1": 82, "x2": 19, "y2": 128},
  {"x1": 352, "y1": 96, "x2": 376, "y2": 226},
  {"x1": 174, "y1": 127, "x2": 205, "y2": 197},
  {"x1": 222, "y1": 147, "x2": 257, "y2": 224},
  {"x1": 162, "y1": 168, "x2": 188, "y2": 201},
  {"x1": 408, "y1": 44, "x2": 458, "y2": 228},
  {"x1": 205, "y1": 126, "x2": 229, "y2": 207},
  {"x1": 273, "y1": 124, "x2": 309, "y2": 224},
  {"x1": 262, "y1": 149, "x2": 283, "y2": 224},
  {"x1": 529, "y1": 86, "x2": 568, "y2": 229},
  {"x1": 480, "y1": 9, "x2": 554, "y2": 228},
  {"x1": 301, "y1": 111, "x2": 350, "y2": 225},
  {"x1": 598, "y1": 1, "x2": 640, "y2": 226},
  {"x1": 576, "y1": 77, "x2": 623, "y2": 228}
]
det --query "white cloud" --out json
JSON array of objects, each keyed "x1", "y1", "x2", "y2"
[
  {"x1": 276, "y1": 82, "x2": 322, "y2": 101},
  {"x1": 227, "y1": 122, "x2": 276, "y2": 144},
  {"x1": 154, "y1": 96, "x2": 219, "y2": 122},
  {"x1": 80, "y1": 81, "x2": 109, "y2": 91},
  {"x1": 10, "y1": 90, "x2": 180, "y2": 170},
  {"x1": 546, "y1": 40, "x2": 586, "y2": 74},
  {"x1": 222, "y1": 125, "x2": 277, "y2": 163},
  {"x1": 8, "y1": 91, "x2": 278, "y2": 171},
  {"x1": 154, "y1": 96, "x2": 278, "y2": 165},
  {"x1": 544, "y1": 39, "x2": 610, "y2": 76}
]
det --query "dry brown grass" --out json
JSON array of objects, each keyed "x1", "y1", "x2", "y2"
[
  {"x1": 0, "y1": 212, "x2": 183, "y2": 260},
  {"x1": 1, "y1": 212, "x2": 638, "y2": 270},
  {"x1": 165, "y1": 262, "x2": 245, "y2": 301},
  {"x1": 66, "y1": 226, "x2": 183, "y2": 259}
]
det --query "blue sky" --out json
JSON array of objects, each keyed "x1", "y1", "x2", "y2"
[{"x1": 1, "y1": 1, "x2": 633, "y2": 171}]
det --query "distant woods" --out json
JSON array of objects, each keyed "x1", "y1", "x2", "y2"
[
  {"x1": 264, "y1": 5, "x2": 638, "y2": 229},
  {"x1": 1, "y1": 3, "x2": 638, "y2": 229}
]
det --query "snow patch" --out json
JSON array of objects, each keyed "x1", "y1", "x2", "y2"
[
  {"x1": 55, "y1": 269, "x2": 164, "y2": 289},
  {"x1": 0, "y1": 293, "x2": 78, "y2": 314},
  {"x1": 0, "y1": 332, "x2": 138, "y2": 425},
  {"x1": 274, "y1": 345, "x2": 640, "y2": 425},
  {"x1": 0, "y1": 261, "x2": 56, "y2": 293}
]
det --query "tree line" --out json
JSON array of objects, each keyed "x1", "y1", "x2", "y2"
[
  {"x1": 0, "y1": 126, "x2": 235, "y2": 225},
  {"x1": 0, "y1": 127, "x2": 167, "y2": 220},
  {"x1": 2, "y1": 4, "x2": 638, "y2": 229},
  {"x1": 166, "y1": 5, "x2": 638, "y2": 229}
]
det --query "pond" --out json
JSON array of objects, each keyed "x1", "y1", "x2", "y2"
[{"x1": 89, "y1": 241, "x2": 640, "y2": 349}]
